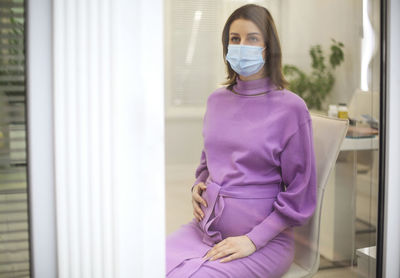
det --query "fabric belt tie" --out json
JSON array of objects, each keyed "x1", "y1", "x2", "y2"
[{"x1": 199, "y1": 178, "x2": 282, "y2": 246}]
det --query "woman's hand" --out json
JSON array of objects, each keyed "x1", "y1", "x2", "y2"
[
  {"x1": 192, "y1": 182, "x2": 208, "y2": 222},
  {"x1": 202, "y1": 235, "x2": 257, "y2": 263}
]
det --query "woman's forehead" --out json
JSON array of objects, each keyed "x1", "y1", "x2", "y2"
[{"x1": 229, "y1": 19, "x2": 262, "y2": 35}]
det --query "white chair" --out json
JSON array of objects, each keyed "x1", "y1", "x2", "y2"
[{"x1": 282, "y1": 113, "x2": 349, "y2": 278}]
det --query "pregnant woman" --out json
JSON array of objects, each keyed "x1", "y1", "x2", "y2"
[{"x1": 166, "y1": 4, "x2": 317, "y2": 278}]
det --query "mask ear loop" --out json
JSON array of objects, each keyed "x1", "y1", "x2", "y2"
[{"x1": 260, "y1": 47, "x2": 266, "y2": 62}]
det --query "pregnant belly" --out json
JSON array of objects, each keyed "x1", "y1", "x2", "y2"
[
  {"x1": 195, "y1": 180, "x2": 281, "y2": 246},
  {"x1": 208, "y1": 196, "x2": 276, "y2": 239},
  {"x1": 198, "y1": 188, "x2": 276, "y2": 241}
]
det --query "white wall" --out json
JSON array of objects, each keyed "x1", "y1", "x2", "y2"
[{"x1": 280, "y1": 0, "x2": 366, "y2": 110}]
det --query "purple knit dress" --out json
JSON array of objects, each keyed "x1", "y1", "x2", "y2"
[{"x1": 166, "y1": 76, "x2": 317, "y2": 278}]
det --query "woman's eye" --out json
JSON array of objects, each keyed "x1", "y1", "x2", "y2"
[
  {"x1": 249, "y1": 37, "x2": 258, "y2": 42},
  {"x1": 230, "y1": 37, "x2": 240, "y2": 43}
]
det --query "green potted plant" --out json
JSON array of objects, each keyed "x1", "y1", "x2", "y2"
[{"x1": 283, "y1": 39, "x2": 345, "y2": 111}]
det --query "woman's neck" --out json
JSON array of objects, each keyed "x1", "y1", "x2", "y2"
[
  {"x1": 238, "y1": 71, "x2": 267, "y2": 81},
  {"x1": 231, "y1": 75, "x2": 276, "y2": 96}
]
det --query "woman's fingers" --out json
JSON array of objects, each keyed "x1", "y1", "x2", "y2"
[
  {"x1": 192, "y1": 200, "x2": 204, "y2": 221},
  {"x1": 196, "y1": 206, "x2": 204, "y2": 218},
  {"x1": 193, "y1": 210, "x2": 202, "y2": 222},
  {"x1": 195, "y1": 183, "x2": 207, "y2": 194},
  {"x1": 193, "y1": 192, "x2": 208, "y2": 208},
  {"x1": 193, "y1": 200, "x2": 204, "y2": 217},
  {"x1": 192, "y1": 183, "x2": 208, "y2": 221},
  {"x1": 198, "y1": 183, "x2": 207, "y2": 192}
]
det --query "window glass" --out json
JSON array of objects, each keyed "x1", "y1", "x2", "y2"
[
  {"x1": 165, "y1": 1, "x2": 380, "y2": 277},
  {"x1": 0, "y1": 0, "x2": 31, "y2": 277}
]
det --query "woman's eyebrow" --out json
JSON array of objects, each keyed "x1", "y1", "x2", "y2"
[
  {"x1": 247, "y1": 32, "x2": 261, "y2": 36},
  {"x1": 229, "y1": 32, "x2": 261, "y2": 36}
]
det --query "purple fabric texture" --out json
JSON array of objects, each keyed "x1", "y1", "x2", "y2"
[{"x1": 166, "y1": 76, "x2": 317, "y2": 277}]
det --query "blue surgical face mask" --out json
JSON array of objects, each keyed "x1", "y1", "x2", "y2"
[{"x1": 225, "y1": 44, "x2": 266, "y2": 77}]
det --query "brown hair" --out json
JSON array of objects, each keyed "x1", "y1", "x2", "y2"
[{"x1": 222, "y1": 4, "x2": 288, "y2": 90}]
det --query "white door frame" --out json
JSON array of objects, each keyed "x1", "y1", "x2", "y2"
[
  {"x1": 26, "y1": 0, "x2": 57, "y2": 277},
  {"x1": 383, "y1": 0, "x2": 400, "y2": 277}
]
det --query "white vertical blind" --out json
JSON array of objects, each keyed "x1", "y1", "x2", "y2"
[
  {"x1": 53, "y1": 0, "x2": 113, "y2": 275},
  {"x1": 111, "y1": 0, "x2": 165, "y2": 275},
  {"x1": 166, "y1": 0, "x2": 221, "y2": 107},
  {"x1": 52, "y1": 0, "x2": 165, "y2": 277}
]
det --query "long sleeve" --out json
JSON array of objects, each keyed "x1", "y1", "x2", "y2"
[
  {"x1": 191, "y1": 148, "x2": 210, "y2": 193},
  {"x1": 245, "y1": 118, "x2": 317, "y2": 250}
]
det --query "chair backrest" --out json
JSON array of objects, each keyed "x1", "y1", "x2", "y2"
[{"x1": 292, "y1": 113, "x2": 349, "y2": 274}]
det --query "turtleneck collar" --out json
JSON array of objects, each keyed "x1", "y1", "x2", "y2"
[{"x1": 231, "y1": 76, "x2": 277, "y2": 96}]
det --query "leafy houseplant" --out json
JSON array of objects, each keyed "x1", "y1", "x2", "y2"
[{"x1": 283, "y1": 39, "x2": 345, "y2": 111}]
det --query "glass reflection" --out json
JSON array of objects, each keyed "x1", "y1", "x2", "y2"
[{"x1": 165, "y1": 1, "x2": 381, "y2": 277}]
